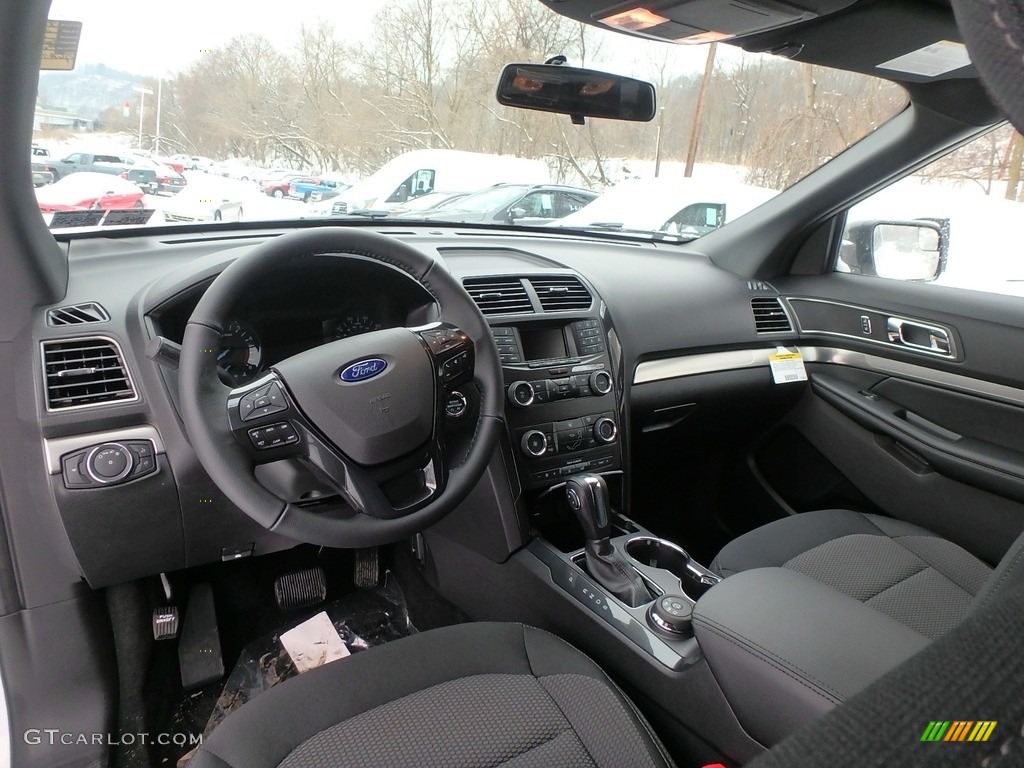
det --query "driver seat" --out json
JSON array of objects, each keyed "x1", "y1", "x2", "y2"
[{"x1": 189, "y1": 622, "x2": 673, "y2": 768}]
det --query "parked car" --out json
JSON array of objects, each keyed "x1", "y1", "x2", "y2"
[
  {"x1": 120, "y1": 165, "x2": 186, "y2": 196},
  {"x1": 169, "y1": 154, "x2": 213, "y2": 171},
  {"x1": 261, "y1": 172, "x2": 306, "y2": 198},
  {"x1": 50, "y1": 151, "x2": 133, "y2": 181},
  {"x1": 30, "y1": 157, "x2": 53, "y2": 187},
  {"x1": 159, "y1": 186, "x2": 244, "y2": 222},
  {"x1": 289, "y1": 176, "x2": 350, "y2": 202},
  {"x1": 35, "y1": 171, "x2": 144, "y2": 212},
  {"x1": 30, "y1": 144, "x2": 50, "y2": 158},
  {"x1": 386, "y1": 190, "x2": 469, "y2": 216},
  {"x1": 155, "y1": 156, "x2": 186, "y2": 174},
  {"x1": 398, "y1": 183, "x2": 598, "y2": 225}
]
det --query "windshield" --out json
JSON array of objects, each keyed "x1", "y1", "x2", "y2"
[{"x1": 36, "y1": 0, "x2": 908, "y2": 236}]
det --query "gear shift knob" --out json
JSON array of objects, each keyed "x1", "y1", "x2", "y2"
[{"x1": 565, "y1": 474, "x2": 612, "y2": 545}]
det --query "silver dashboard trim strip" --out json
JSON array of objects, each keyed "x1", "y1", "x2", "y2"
[
  {"x1": 633, "y1": 346, "x2": 1024, "y2": 408},
  {"x1": 44, "y1": 425, "x2": 165, "y2": 474}
]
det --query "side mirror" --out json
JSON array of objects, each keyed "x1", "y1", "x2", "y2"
[
  {"x1": 508, "y1": 207, "x2": 527, "y2": 222},
  {"x1": 842, "y1": 219, "x2": 947, "y2": 282},
  {"x1": 496, "y1": 63, "x2": 656, "y2": 123}
]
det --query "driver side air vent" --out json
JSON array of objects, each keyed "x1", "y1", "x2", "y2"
[
  {"x1": 46, "y1": 302, "x2": 110, "y2": 326},
  {"x1": 530, "y1": 276, "x2": 593, "y2": 312},
  {"x1": 42, "y1": 337, "x2": 137, "y2": 411},
  {"x1": 463, "y1": 277, "x2": 534, "y2": 316},
  {"x1": 751, "y1": 297, "x2": 793, "y2": 333}
]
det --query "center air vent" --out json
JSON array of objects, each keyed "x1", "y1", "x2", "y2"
[
  {"x1": 530, "y1": 276, "x2": 592, "y2": 312},
  {"x1": 46, "y1": 302, "x2": 110, "y2": 326},
  {"x1": 751, "y1": 297, "x2": 793, "y2": 333},
  {"x1": 42, "y1": 337, "x2": 137, "y2": 411},
  {"x1": 463, "y1": 277, "x2": 534, "y2": 316}
]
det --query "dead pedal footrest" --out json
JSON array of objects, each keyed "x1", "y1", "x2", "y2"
[{"x1": 178, "y1": 583, "x2": 224, "y2": 690}]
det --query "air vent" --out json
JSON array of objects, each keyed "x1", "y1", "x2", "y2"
[
  {"x1": 751, "y1": 297, "x2": 793, "y2": 333},
  {"x1": 463, "y1": 277, "x2": 534, "y2": 316},
  {"x1": 46, "y1": 302, "x2": 110, "y2": 326},
  {"x1": 42, "y1": 337, "x2": 137, "y2": 411},
  {"x1": 747, "y1": 280, "x2": 772, "y2": 292},
  {"x1": 530, "y1": 276, "x2": 593, "y2": 312}
]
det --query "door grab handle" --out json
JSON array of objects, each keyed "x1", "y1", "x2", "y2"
[{"x1": 886, "y1": 317, "x2": 952, "y2": 355}]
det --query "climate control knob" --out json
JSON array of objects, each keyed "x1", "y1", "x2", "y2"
[
  {"x1": 521, "y1": 430, "x2": 548, "y2": 457},
  {"x1": 507, "y1": 380, "x2": 535, "y2": 408},
  {"x1": 589, "y1": 370, "x2": 612, "y2": 395},
  {"x1": 593, "y1": 417, "x2": 617, "y2": 444}
]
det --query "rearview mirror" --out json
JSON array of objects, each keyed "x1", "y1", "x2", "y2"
[
  {"x1": 841, "y1": 219, "x2": 948, "y2": 282},
  {"x1": 496, "y1": 63, "x2": 656, "y2": 122}
]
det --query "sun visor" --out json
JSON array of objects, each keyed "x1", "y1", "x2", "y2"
[{"x1": 542, "y1": 0, "x2": 856, "y2": 43}]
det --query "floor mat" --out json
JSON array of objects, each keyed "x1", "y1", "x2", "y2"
[{"x1": 177, "y1": 574, "x2": 415, "y2": 766}]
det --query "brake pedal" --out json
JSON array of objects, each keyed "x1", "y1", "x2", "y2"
[
  {"x1": 178, "y1": 583, "x2": 224, "y2": 690},
  {"x1": 152, "y1": 606, "x2": 179, "y2": 640},
  {"x1": 274, "y1": 567, "x2": 327, "y2": 611},
  {"x1": 353, "y1": 547, "x2": 380, "y2": 588}
]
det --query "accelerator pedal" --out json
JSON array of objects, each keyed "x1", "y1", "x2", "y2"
[
  {"x1": 178, "y1": 583, "x2": 224, "y2": 690},
  {"x1": 353, "y1": 547, "x2": 381, "y2": 588},
  {"x1": 274, "y1": 566, "x2": 327, "y2": 611}
]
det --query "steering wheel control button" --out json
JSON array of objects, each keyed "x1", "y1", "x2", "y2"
[
  {"x1": 240, "y1": 381, "x2": 289, "y2": 421},
  {"x1": 86, "y1": 444, "x2": 133, "y2": 484},
  {"x1": 648, "y1": 595, "x2": 694, "y2": 636},
  {"x1": 521, "y1": 430, "x2": 548, "y2": 458},
  {"x1": 442, "y1": 351, "x2": 471, "y2": 382},
  {"x1": 594, "y1": 417, "x2": 618, "y2": 444},
  {"x1": 422, "y1": 327, "x2": 468, "y2": 355},
  {"x1": 445, "y1": 391, "x2": 469, "y2": 419},
  {"x1": 249, "y1": 422, "x2": 300, "y2": 450}
]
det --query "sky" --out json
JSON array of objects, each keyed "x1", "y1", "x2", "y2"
[{"x1": 46, "y1": 0, "x2": 717, "y2": 80}]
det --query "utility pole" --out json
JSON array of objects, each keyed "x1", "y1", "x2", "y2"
[
  {"x1": 133, "y1": 85, "x2": 153, "y2": 151},
  {"x1": 154, "y1": 79, "x2": 162, "y2": 156},
  {"x1": 654, "y1": 107, "x2": 665, "y2": 177},
  {"x1": 684, "y1": 42, "x2": 717, "y2": 178}
]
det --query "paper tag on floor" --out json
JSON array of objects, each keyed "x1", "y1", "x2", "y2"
[
  {"x1": 279, "y1": 612, "x2": 350, "y2": 673},
  {"x1": 768, "y1": 346, "x2": 807, "y2": 384}
]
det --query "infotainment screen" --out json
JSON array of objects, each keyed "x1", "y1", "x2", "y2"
[{"x1": 520, "y1": 327, "x2": 568, "y2": 361}]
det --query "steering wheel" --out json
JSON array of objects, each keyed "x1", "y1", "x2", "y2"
[{"x1": 178, "y1": 228, "x2": 504, "y2": 547}]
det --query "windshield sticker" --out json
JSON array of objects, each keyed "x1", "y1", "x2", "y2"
[
  {"x1": 49, "y1": 210, "x2": 104, "y2": 229},
  {"x1": 40, "y1": 20, "x2": 82, "y2": 71},
  {"x1": 877, "y1": 41, "x2": 971, "y2": 78},
  {"x1": 102, "y1": 209, "x2": 156, "y2": 227}
]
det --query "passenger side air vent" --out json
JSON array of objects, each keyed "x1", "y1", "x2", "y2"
[
  {"x1": 462, "y1": 277, "x2": 534, "y2": 316},
  {"x1": 530, "y1": 276, "x2": 593, "y2": 312},
  {"x1": 46, "y1": 302, "x2": 110, "y2": 326},
  {"x1": 42, "y1": 337, "x2": 137, "y2": 411},
  {"x1": 751, "y1": 297, "x2": 793, "y2": 333}
]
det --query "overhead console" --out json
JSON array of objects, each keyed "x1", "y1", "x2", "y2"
[{"x1": 462, "y1": 273, "x2": 622, "y2": 491}]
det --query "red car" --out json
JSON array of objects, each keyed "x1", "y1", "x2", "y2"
[
  {"x1": 260, "y1": 171, "x2": 304, "y2": 198},
  {"x1": 35, "y1": 172, "x2": 145, "y2": 212}
]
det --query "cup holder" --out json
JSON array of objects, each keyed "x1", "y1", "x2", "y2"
[{"x1": 625, "y1": 536, "x2": 719, "y2": 600}]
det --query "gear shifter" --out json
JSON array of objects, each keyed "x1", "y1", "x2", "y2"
[{"x1": 566, "y1": 474, "x2": 652, "y2": 608}]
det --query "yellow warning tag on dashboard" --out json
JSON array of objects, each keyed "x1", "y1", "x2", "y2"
[
  {"x1": 768, "y1": 347, "x2": 807, "y2": 384},
  {"x1": 41, "y1": 20, "x2": 82, "y2": 71}
]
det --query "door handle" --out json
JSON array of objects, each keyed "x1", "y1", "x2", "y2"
[{"x1": 886, "y1": 317, "x2": 952, "y2": 355}]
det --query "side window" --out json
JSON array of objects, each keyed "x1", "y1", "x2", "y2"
[
  {"x1": 386, "y1": 169, "x2": 435, "y2": 203},
  {"x1": 517, "y1": 191, "x2": 554, "y2": 218},
  {"x1": 838, "y1": 125, "x2": 1023, "y2": 295},
  {"x1": 63, "y1": 153, "x2": 82, "y2": 164},
  {"x1": 661, "y1": 203, "x2": 726, "y2": 235},
  {"x1": 557, "y1": 192, "x2": 595, "y2": 217}
]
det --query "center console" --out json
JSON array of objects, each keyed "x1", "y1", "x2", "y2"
[{"x1": 492, "y1": 315, "x2": 622, "y2": 490}]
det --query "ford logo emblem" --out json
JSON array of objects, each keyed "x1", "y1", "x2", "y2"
[{"x1": 340, "y1": 358, "x2": 388, "y2": 382}]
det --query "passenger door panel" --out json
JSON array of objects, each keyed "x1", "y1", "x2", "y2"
[{"x1": 765, "y1": 274, "x2": 1024, "y2": 563}]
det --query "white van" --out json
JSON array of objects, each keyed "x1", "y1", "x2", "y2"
[{"x1": 313, "y1": 150, "x2": 549, "y2": 216}]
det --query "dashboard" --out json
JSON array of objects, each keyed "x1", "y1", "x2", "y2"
[{"x1": 32, "y1": 224, "x2": 773, "y2": 590}]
